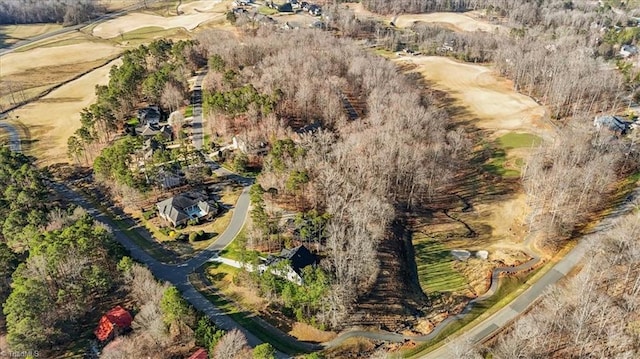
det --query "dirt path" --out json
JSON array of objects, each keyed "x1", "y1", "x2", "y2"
[
  {"x1": 11, "y1": 58, "x2": 121, "y2": 165},
  {"x1": 92, "y1": 0, "x2": 227, "y2": 39}
]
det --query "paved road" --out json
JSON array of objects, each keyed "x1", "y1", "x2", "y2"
[
  {"x1": 191, "y1": 72, "x2": 206, "y2": 150},
  {"x1": 0, "y1": 1, "x2": 158, "y2": 56},
  {"x1": 49, "y1": 179, "x2": 278, "y2": 353},
  {"x1": 418, "y1": 188, "x2": 640, "y2": 358},
  {"x1": 0, "y1": 122, "x2": 21, "y2": 152}
]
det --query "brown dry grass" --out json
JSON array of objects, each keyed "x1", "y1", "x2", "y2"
[
  {"x1": 92, "y1": 0, "x2": 229, "y2": 39},
  {"x1": 345, "y1": 2, "x2": 503, "y2": 33},
  {"x1": 397, "y1": 56, "x2": 549, "y2": 140},
  {"x1": 288, "y1": 322, "x2": 336, "y2": 343},
  {"x1": 0, "y1": 23, "x2": 63, "y2": 47},
  {"x1": 10, "y1": 58, "x2": 121, "y2": 165},
  {"x1": 394, "y1": 12, "x2": 504, "y2": 33}
]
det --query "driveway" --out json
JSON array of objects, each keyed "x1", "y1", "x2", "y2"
[{"x1": 191, "y1": 72, "x2": 206, "y2": 150}]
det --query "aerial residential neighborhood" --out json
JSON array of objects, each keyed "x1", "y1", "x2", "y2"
[{"x1": 1, "y1": 0, "x2": 640, "y2": 359}]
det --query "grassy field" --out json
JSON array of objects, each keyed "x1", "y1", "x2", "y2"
[
  {"x1": 413, "y1": 236, "x2": 469, "y2": 296},
  {"x1": 0, "y1": 23, "x2": 62, "y2": 47},
  {"x1": 404, "y1": 270, "x2": 538, "y2": 358},
  {"x1": 483, "y1": 147, "x2": 521, "y2": 178},
  {"x1": 258, "y1": 6, "x2": 279, "y2": 15},
  {"x1": 117, "y1": 26, "x2": 190, "y2": 44},
  {"x1": 190, "y1": 267, "x2": 311, "y2": 355},
  {"x1": 498, "y1": 132, "x2": 542, "y2": 149}
]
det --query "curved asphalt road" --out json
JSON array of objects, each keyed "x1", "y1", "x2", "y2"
[
  {"x1": 50, "y1": 178, "x2": 286, "y2": 353},
  {"x1": 191, "y1": 72, "x2": 206, "y2": 150}
]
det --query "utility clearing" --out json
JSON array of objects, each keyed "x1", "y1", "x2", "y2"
[
  {"x1": 92, "y1": 0, "x2": 228, "y2": 39},
  {"x1": 393, "y1": 55, "x2": 551, "y2": 332}
]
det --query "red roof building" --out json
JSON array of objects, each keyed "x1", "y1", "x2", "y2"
[
  {"x1": 94, "y1": 306, "x2": 133, "y2": 342},
  {"x1": 188, "y1": 348, "x2": 208, "y2": 359}
]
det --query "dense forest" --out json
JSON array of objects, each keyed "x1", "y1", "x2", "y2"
[
  {"x1": 194, "y1": 28, "x2": 464, "y2": 326},
  {"x1": 0, "y1": 148, "x2": 252, "y2": 357},
  {"x1": 0, "y1": 0, "x2": 100, "y2": 25}
]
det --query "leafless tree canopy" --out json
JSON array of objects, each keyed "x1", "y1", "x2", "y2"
[
  {"x1": 198, "y1": 29, "x2": 463, "y2": 325},
  {"x1": 0, "y1": 0, "x2": 101, "y2": 25}
]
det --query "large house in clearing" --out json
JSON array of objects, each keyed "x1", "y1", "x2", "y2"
[
  {"x1": 259, "y1": 245, "x2": 318, "y2": 285},
  {"x1": 156, "y1": 193, "x2": 216, "y2": 227},
  {"x1": 94, "y1": 306, "x2": 133, "y2": 342},
  {"x1": 594, "y1": 115, "x2": 633, "y2": 135}
]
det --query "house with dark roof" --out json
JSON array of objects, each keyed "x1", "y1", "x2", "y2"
[
  {"x1": 137, "y1": 106, "x2": 162, "y2": 125},
  {"x1": 259, "y1": 245, "x2": 318, "y2": 285},
  {"x1": 594, "y1": 115, "x2": 633, "y2": 135},
  {"x1": 94, "y1": 306, "x2": 133, "y2": 342},
  {"x1": 135, "y1": 123, "x2": 173, "y2": 141},
  {"x1": 156, "y1": 193, "x2": 216, "y2": 227}
]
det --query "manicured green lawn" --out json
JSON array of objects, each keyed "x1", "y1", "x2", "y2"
[
  {"x1": 413, "y1": 237, "x2": 468, "y2": 296},
  {"x1": 483, "y1": 149, "x2": 521, "y2": 178},
  {"x1": 258, "y1": 6, "x2": 278, "y2": 15},
  {"x1": 497, "y1": 132, "x2": 542, "y2": 149}
]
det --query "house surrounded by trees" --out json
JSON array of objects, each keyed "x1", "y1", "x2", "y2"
[
  {"x1": 156, "y1": 193, "x2": 217, "y2": 227},
  {"x1": 259, "y1": 245, "x2": 318, "y2": 285}
]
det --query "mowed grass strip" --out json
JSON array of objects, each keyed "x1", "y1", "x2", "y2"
[
  {"x1": 413, "y1": 236, "x2": 468, "y2": 295},
  {"x1": 497, "y1": 132, "x2": 542, "y2": 149}
]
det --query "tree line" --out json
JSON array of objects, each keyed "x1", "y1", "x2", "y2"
[{"x1": 0, "y1": 0, "x2": 100, "y2": 25}]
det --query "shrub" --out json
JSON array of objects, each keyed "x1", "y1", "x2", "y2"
[
  {"x1": 189, "y1": 232, "x2": 198, "y2": 242},
  {"x1": 142, "y1": 210, "x2": 156, "y2": 220}
]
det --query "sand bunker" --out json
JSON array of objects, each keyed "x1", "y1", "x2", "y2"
[
  {"x1": 12, "y1": 59, "x2": 121, "y2": 165},
  {"x1": 397, "y1": 56, "x2": 547, "y2": 137},
  {"x1": 394, "y1": 13, "x2": 503, "y2": 33},
  {"x1": 0, "y1": 42, "x2": 120, "y2": 76},
  {"x1": 92, "y1": 0, "x2": 226, "y2": 39},
  {"x1": 451, "y1": 249, "x2": 471, "y2": 261}
]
